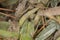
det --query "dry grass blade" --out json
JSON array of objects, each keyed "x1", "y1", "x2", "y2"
[
  {"x1": 39, "y1": 0, "x2": 49, "y2": 4},
  {"x1": 39, "y1": 7, "x2": 60, "y2": 16},
  {"x1": 15, "y1": 0, "x2": 28, "y2": 18},
  {"x1": 33, "y1": 10, "x2": 41, "y2": 26},
  {"x1": 33, "y1": 19, "x2": 51, "y2": 38},
  {"x1": 41, "y1": 16, "x2": 45, "y2": 25},
  {"x1": 0, "y1": 0, "x2": 6, "y2": 3},
  {"x1": 19, "y1": 8, "x2": 39, "y2": 27},
  {"x1": 0, "y1": 8, "x2": 15, "y2": 12},
  {"x1": 38, "y1": 7, "x2": 60, "y2": 24},
  {"x1": 0, "y1": 12, "x2": 16, "y2": 19}
]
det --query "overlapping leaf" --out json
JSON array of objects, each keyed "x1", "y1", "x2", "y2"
[
  {"x1": 35, "y1": 20, "x2": 58, "y2": 40},
  {"x1": 20, "y1": 20, "x2": 34, "y2": 40},
  {"x1": 19, "y1": 8, "x2": 39, "y2": 27}
]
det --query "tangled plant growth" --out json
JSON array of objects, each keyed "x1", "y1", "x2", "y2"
[{"x1": 0, "y1": 0, "x2": 60, "y2": 40}]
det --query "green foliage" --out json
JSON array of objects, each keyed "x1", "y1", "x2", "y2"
[
  {"x1": 0, "y1": 0, "x2": 60, "y2": 40},
  {"x1": 0, "y1": 21, "x2": 10, "y2": 30},
  {"x1": 35, "y1": 20, "x2": 59, "y2": 40},
  {"x1": 1, "y1": 0, "x2": 18, "y2": 6},
  {"x1": 19, "y1": 8, "x2": 39, "y2": 27},
  {"x1": 20, "y1": 20, "x2": 34, "y2": 40},
  {"x1": 0, "y1": 21, "x2": 19, "y2": 38},
  {"x1": 0, "y1": 29, "x2": 18, "y2": 38}
]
